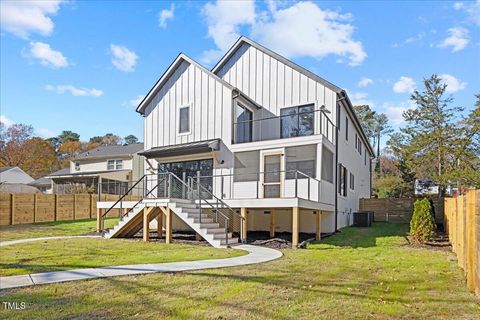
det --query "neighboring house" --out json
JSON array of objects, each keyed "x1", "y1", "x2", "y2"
[
  {"x1": 0, "y1": 166, "x2": 39, "y2": 193},
  {"x1": 29, "y1": 176, "x2": 54, "y2": 194},
  {"x1": 0, "y1": 167, "x2": 34, "y2": 184},
  {"x1": 46, "y1": 143, "x2": 144, "y2": 194},
  {"x1": 99, "y1": 37, "x2": 374, "y2": 247}
]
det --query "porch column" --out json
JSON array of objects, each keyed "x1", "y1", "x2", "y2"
[
  {"x1": 241, "y1": 207, "x2": 248, "y2": 241},
  {"x1": 157, "y1": 211, "x2": 163, "y2": 239},
  {"x1": 292, "y1": 207, "x2": 300, "y2": 248},
  {"x1": 96, "y1": 208, "x2": 103, "y2": 232},
  {"x1": 270, "y1": 208, "x2": 276, "y2": 237},
  {"x1": 316, "y1": 211, "x2": 322, "y2": 241},
  {"x1": 165, "y1": 206, "x2": 173, "y2": 244},
  {"x1": 143, "y1": 207, "x2": 153, "y2": 242}
]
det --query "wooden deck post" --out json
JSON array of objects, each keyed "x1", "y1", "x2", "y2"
[
  {"x1": 241, "y1": 207, "x2": 248, "y2": 241},
  {"x1": 292, "y1": 207, "x2": 299, "y2": 248},
  {"x1": 316, "y1": 211, "x2": 322, "y2": 241},
  {"x1": 165, "y1": 207, "x2": 172, "y2": 244},
  {"x1": 10, "y1": 194, "x2": 15, "y2": 225},
  {"x1": 96, "y1": 208, "x2": 103, "y2": 232},
  {"x1": 157, "y1": 211, "x2": 163, "y2": 239},
  {"x1": 143, "y1": 207, "x2": 152, "y2": 242},
  {"x1": 270, "y1": 208, "x2": 276, "y2": 237}
]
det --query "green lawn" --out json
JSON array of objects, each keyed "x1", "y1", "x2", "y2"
[
  {"x1": 0, "y1": 218, "x2": 118, "y2": 241},
  {"x1": 0, "y1": 222, "x2": 478, "y2": 319},
  {"x1": 0, "y1": 238, "x2": 245, "y2": 276}
]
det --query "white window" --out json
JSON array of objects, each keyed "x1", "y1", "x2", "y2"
[
  {"x1": 179, "y1": 105, "x2": 190, "y2": 134},
  {"x1": 107, "y1": 160, "x2": 123, "y2": 170},
  {"x1": 349, "y1": 173, "x2": 355, "y2": 190}
]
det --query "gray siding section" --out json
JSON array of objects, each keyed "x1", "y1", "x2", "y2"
[
  {"x1": 216, "y1": 43, "x2": 337, "y2": 120},
  {"x1": 143, "y1": 60, "x2": 233, "y2": 151}
]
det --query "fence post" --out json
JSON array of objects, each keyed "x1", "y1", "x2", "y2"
[
  {"x1": 33, "y1": 194, "x2": 37, "y2": 223},
  {"x1": 54, "y1": 194, "x2": 58, "y2": 221},
  {"x1": 90, "y1": 194, "x2": 94, "y2": 219},
  {"x1": 73, "y1": 194, "x2": 76, "y2": 220},
  {"x1": 10, "y1": 194, "x2": 15, "y2": 225}
]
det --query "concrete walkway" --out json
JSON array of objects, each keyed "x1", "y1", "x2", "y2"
[
  {"x1": 0, "y1": 235, "x2": 101, "y2": 247},
  {"x1": 0, "y1": 244, "x2": 282, "y2": 290}
]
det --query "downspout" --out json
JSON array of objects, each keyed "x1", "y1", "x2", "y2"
[{"x1": 334, "y1": 97, "x2": 340, "y2": 232}]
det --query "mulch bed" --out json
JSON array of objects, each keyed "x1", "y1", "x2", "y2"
[{"x1": 407, "y1": 229, "x2": 452, "y2": 252}]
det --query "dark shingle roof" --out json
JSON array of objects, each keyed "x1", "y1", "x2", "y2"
[
  {"x1": 74, "y1": 143, "x2": 144, "y2": 160},
  {"x1": 29, "y1": 176, "x2": 52, "y2": 186}
]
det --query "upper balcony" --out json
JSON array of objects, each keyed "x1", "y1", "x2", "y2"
[{"x1": 233, "y1": 104, "x2": 335, "y2": 145}]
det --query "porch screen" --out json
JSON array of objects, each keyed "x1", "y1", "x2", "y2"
[
  {"x1": 321, "y1": 146, "x2": 334, "y2": 183},
  {"x1": 285, "y1": 144, "x2": 316, "y2": 179},
  {"x1": 234, "y1": 151, "x2": 259, "y2": 182}
]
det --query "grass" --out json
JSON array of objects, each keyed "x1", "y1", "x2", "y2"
[
  {"x1": 1, "y1": 223, "x2": 478, "y2": 319},
  {"x1": 0, "y1": 218, "x2": 118, "y2": 241},
  {"x1": 0, "y1": 238, "x2": 246, "y2": 276}
]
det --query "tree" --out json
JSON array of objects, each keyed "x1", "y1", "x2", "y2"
[
  {"x1": 353, "y1": 105, "x2": 377, "y2": 144},
  {"x1": 58, "y1": 130, "x2": 80, "y2": 143},
  {"x1": 398, "y1": 74, "x2": 463, "y2": 194},
  {"x1": 58, "y1": 140, "x2": 82, "y2": 167},
  {"x1": 410, "y1": 198, "x2": 436, "y2": 244},
  {"x1": 124, "y1": 134, "x2": 138, "y2": 144},
  {"x1": 373, "y1": 113, "x2": 392, "y2": 170},
  {"x1": 0, "y1": 123, "x2": 58, "y2": 178},
  {"x1": 101, "y1": 133, "x2": 121, "y2": 145}
]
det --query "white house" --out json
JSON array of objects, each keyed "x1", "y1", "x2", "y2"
[{"x1": 98, "y1": 37, "x2": 374, "y2": 248}]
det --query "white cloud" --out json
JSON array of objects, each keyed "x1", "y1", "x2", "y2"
[
  {"x1": 453, "y1": 1, "x2": 480, "y2": 26},
  {"x1": 0, "y1": 115, "x2": 14, "y2": 127},
  {"x1": 200, "y1": 0, "x2": 256, "y2": 64},
  {"x1": 252, "y1": 1, "x2": 366, "y2": 66},
  {"x1": 358, "y1": 77, "x2": 373, "y2": 88},
  {"x1": 159, "y1": 4, "x2": 175, "y2": 28},
  {"x1": 438, "y1": 27, "x2": 470, "y2": 52},
  {"x1": 453, "y1": 2, "x2": 465, "y2": 10},
  {"x1": 129, "y1": 95, "x2": 145, "y2": 107},
  {"x1": 392, "y1": 32, "x2": 426, "y2": 47},
  {"x1": 393, "y1": 76, "x2": 416, "y2": 94},
  {"x1": 25, "y1": 41, "x2": 69, "y2": 68},
  {"x1": 348, "y1": 92, "x2": 375, "y2": 107},
  {"x1": 110, "y1": 44, "x2": 138, "y2": 72},
  {"x1": 440, "y1": 74, "x2": 467, "y2": 93},
  {"x1": 36, "y1": 128, "x2": 56, "y2": 138},
  {"x1": 382, "y1": 100, "x2": 416, "y2": 126},
  {"x1": 0, "y1": 0, "x2": 65, "y2": 39},
  {"x1": 46, "y1": 84, "x2": 103, "y2": 97}
]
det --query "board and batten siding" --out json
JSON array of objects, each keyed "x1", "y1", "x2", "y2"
[
  {"x1": 216, "y1": 43, "x2": 337, "y2": 120},
  {"x1": 143, "y1": 60, "x2": 233, "y2": 151}
]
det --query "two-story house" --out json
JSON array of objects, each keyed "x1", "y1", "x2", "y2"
[
  {"x1": 98, "y1": 37, "x2": 373, "y2": 248},
  {"x1": 46, "y1": 143, "x2": 144, "y2": 194}
]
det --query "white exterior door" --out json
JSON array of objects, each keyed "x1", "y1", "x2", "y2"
[{"x1": 260, "y1": 149, "x2": 285, "y2": 198}]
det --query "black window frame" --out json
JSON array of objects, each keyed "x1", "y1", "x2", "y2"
[
  {"x1": 235, "y1": 103, "x2": 253, "y2": 143},
  {"x1": 179, "y1": 105, "x2": 190, "y2": 134},
  {"x1": 345, "y1": 116, "x2": 349, "y2": 141},
  {"x1": 280, "y1": 104, "x2": 315, "y2": 139}
]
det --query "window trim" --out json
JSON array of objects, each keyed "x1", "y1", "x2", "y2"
[
  {"x1": 234, "y1": 102, "x2": 254, "y2": 143},
  {"x1": 345, "y1": 116, "x2": 349, "y2": 141},
  {"x1": 349, "y1": 172, "x2": 355, "y2": 191},
  {"x1": 107, "y1": 159, "x2": 123, "y2": 171},
  {"x1": 280, "y1": 104, "x2": 315, "y2": 139},
  {"x1": 178, "y1": 104, "x2": 191, "y2": 135}
]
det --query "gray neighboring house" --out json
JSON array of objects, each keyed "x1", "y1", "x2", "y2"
[
  {"x1": 45, "y1": 143, "x2": 144, "y2": 194},
  {"x1": 0, "y1": 166, "x2": 39, "y2": 193},
  {"x1": 0, "y1": 167, "x2": 34, "y2": 184},
  {"x1": 29, "y1": 176, "x2": 54, "y2": 194}
]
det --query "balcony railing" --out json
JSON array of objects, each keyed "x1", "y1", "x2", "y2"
[{"x1": 233, "y1": 109, "x2": 335, "y2": 145}]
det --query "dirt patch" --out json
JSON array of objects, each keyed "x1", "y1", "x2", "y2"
[{"x1": 408, "y1": 230, "x2": 452, "y2": 252}]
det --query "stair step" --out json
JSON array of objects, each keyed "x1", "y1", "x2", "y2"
[
  {"x1": 199, "y1": 223, "x2": 220, "y2": 228},
  {"x1": 212, "y1": 232, "x2": 233, "y2": 239},
  {"x1": 220, "y1": 237, "x2": 239, "y2": 245},
  {"x1": 191, "y1": 218, "x2": 214, "y2": 223},
  {"x1": 206, "y1": 228, "x2": 227, "y2": 234}
]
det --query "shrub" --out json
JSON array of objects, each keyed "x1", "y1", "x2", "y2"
[{"x1": 410, "y1": 198, "x2": 436, "y2": 243}]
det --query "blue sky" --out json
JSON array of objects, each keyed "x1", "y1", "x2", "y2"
[{"x1": 1, "y1": 0, "x2": 479, "y2": 142}]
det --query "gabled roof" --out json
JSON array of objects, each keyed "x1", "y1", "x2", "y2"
[
  {"x1": 74, "y1": 143, "x2": 144, "y2": 160},
  {"x1": 136, "y1": 54, "x2": 235, "y2": 115},
  {"x1": 0, "y1": 167, "x2": 14, "y2": 173},
  {"x1": 212, "y1": 36, "x2": 343, "y2": 94}
]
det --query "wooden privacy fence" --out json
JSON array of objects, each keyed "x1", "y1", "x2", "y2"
[
  {"x1": 444, "y1": 190, "x2": 479, "y2": 297},
  {"x1": 0, "y1": 193, "x2": 140, "y2": 226},
  {"x1": 359, "y1": 197, "x2": 444, "y2": 224}
]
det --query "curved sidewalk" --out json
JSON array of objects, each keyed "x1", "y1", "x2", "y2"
[
  {"x1": 0, "y1": 244, "x2": 282, "y2": 290},
  {"x1": 0, "y1": 235, "x2": 101, "y2": 247}
]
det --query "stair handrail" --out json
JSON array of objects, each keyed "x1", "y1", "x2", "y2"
[
  {"x1": 100, "y1": 174, "x2": 168, "y2": 231},
  {"x1": 169, "y1": 172, "x2": 242, "y2": 244},
  {"x1": 186, "y1": 175, "x2": 245, "y2": 243}
]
